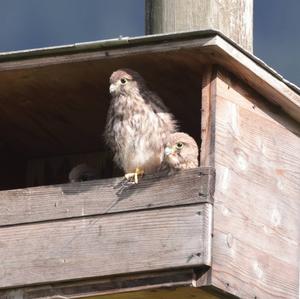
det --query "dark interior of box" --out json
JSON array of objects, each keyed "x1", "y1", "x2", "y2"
[{"x1": 0, "y1": 49, "x2": 204, "y2": 190}]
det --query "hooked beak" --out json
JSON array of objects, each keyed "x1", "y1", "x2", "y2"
[
  {"x1": 164, "y1": 146, "x2": 174, "y2": 156},
  {"x1": 109, "y1": 84, "x2": 117, "y2": 94}
]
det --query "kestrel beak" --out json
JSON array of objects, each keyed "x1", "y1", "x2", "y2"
[
  {"x1": 164, "y1": 146, "x2": 175, "y2": 156},
  {"x1": 109, "y1": 84, "x2": 117, "y2": 94}
]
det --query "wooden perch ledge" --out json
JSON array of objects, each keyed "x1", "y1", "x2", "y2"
[
  {"x1": 0, "y1": 167, "x2": 214, "y2": 226},
  {"x1": 0, "y1": 167, "x2": 214, "y2": 296}
]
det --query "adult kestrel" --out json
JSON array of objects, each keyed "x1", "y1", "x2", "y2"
[
  {"x1": 163, "y1": 132, "x2": 199, "y2": 171},
  {"x1": 105, "y1": 69, "x2": 177, "y2": 183}
]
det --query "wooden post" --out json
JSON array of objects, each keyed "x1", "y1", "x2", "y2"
[{"x1": 145, "y1": 0, "x2": 253, "y2": 52}]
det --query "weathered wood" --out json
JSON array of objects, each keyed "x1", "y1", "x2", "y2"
[
  {"x1": 0, "y1": 270, "x2": 194, "y2": 298},
  {"x1": 1, "y1": 285, "x2": 224, "y2": 299},
  {"x1": 200, "y1": 66, "x2": 217, "y2": 168},
  {"x1": 0, "y1": 167, "x2": 214, "y2": 227},
  {"x1": 0, "y1": 204, "x2": 212, "y2": 289},
  {"x1": 0, "y1": 38, "x2": 214, "y2": 71},
  {"x1": 145, "y1": 0, "x2": 253, "y2": 52},
  {"x1": 0, "y1": 269, "x2": 207, "y2": 299},
  {"x1": 208, "y1": 36, "x2": 300, "y2": 123},
  {"x1": 0, "y1": 269, "x2": 227, "y2": 299},
  {"x1": 211, "y1": 70, "x2": 300, "y2": 299},
  {"x1": 214, "y1": 69, "x2": 300, "y2": 137}
]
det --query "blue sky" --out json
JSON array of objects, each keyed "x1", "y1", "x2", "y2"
[{"x1": 0, "y1": 0, "x2": 299, "y2": 86}]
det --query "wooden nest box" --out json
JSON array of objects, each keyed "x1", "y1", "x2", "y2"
[{"x1": 0, "y1": 31, "x2": 299, "y2": 299}]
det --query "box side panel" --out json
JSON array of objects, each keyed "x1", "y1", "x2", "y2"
[
  {"x1": 0, "y1": 204, "x2": 211, "y2": 289},
  {"x1": 212, "y1": 70, "x2": 300, "y2": 298}
]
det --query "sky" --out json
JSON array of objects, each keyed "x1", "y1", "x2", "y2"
[{"x1": 0, "y1": 0, "x2": 299, "y2": 86}]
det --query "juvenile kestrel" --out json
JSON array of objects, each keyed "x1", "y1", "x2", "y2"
[
  {"x1": 68, "y1": 163, "x2": 100, "y2": 182},
  {"x1": 163, "y1": 132, "x2": 199, "y2": 171},
  {"x1": 105, "y1": 69, "x2": 177, "y2": 183}
]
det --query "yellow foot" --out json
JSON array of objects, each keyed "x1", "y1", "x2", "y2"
[{"x1": 124, "y1": 168, "x2": 144, "y2": 184}]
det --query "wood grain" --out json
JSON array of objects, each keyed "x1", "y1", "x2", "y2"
[
  {"x1": 215, "y1": 69, "x2": 300, "y2": 136},
  {"x1": 200, "y1": 66, "x2": 217, "y2": 168},
  {"x1": 209, "y1": 36, "x2": 300, "y2": 122},
  {"x1": 145, "y1": 0, "x2": 253, "y2": 52},
  {"x1": 0, "y1": 167, "x2": 214, "y2": 227},
  {"x1": 0, "y1": 286, "x2": 224, "y2": 299},
  {"x1": 0, "y1": 269, "x2": 227, "y2": 299},
  {"x1": 211, "y1": 70, "x2": 300, "y2": 299},
  {"x1": 0, "y1": 269, "x2": 193, "y2": 298},
  {"x1": 0, "y1": 204, "x2": 212, "y2": 289}
]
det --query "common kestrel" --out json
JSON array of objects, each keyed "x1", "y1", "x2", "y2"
[
  {"x1": 68, "y1": 163, "x2": 100, "y2": 182},
  {"x1": 163, "y1": 132, "x2": 199, "y2": 171},
  {"x1": 105, "y1": 69, "x2": 177, "y2": 183}
]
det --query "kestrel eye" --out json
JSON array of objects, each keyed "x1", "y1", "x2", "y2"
[
  {"x1": 176, "y1": 142, "x2": 183, "y2": 149},
  {"x1": 120, "y1": 78, "x2": 127, "y2": 84}
]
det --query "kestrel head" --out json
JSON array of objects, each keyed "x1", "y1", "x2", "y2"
[
  {"x1": 164, "y1": 132, "x2": 199, "y2": 170},
  {"x1": 68, "y1": 163, "x2": 99, "y2": 182},
  {"x1": 109, "y1": 68, "x2": 144, "y2": 96}
]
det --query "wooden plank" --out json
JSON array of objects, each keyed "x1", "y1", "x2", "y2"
[
  {"x1": 0, "y1": 167, "x2": 214, "y2": 227},
  {"x1": 0, "y1": 286, "x2": 225, "y2": 299},
  {"x1": 0, "y1": 269, "x2": 227, "y2": 299},
  {"x1": 0, "y1": 270, "x2": 193, "y2": 298},
  {"x1": 0, "y1": 204, "x2": 212, "y2": 289},
  {"x1": 211, "y1": 70, "x2": 300, "y2": 298},
  {"x1": 198, "y1": 67, "x2": 217, "y2": 292},
  {"x1": 0, "y1": 269, "x2": 194, "y2": 298},
  {"x1": 200, "y1": 66, "x2": 217, "y2": 168},
  {"x1": 0, "y1": 38, "x2": 215, "y2": 71}
]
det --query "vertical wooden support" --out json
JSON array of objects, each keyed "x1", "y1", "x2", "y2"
[
  {"x1": 145, "y1": 0, "x2": 253, "y2": 52},
  {"x1": 193, "y1": 66, "x2": 218, "y2": 290},
  {"x1": 200, "y1": 66, "x2": 217, "y2": 168}
]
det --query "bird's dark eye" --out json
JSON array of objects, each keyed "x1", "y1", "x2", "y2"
[
  {"x1": 120, "y1": 78, "x2": 127, "y2": 84},
  {"x1": 176, "y1": 142, "x2": 183, "y2": 149}
]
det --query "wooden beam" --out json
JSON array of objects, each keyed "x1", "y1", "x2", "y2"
[
  {"x1": 0, "y1": 167, "x2": 214, "y2": 227},
  {"x1": 200, "y1": 66, "x2": 217, "y2": 168},
  {"x1": 145, "y1": 0, "x2": 253, "y2": 52},
  {"x1": 0, "y1": 269, "x2": 195, "y2": 298},
  {"x1": 0, "y1": 269, "x2": 229, "y2": 298},
  {"x1": 0, "y1": 204, "x2": 212, "y2": 289},
  {"x1": 0, "y1": 285, "x2": 226, "y2": 299},
  {"x1": 0, "y1": 37, "x2": 215, "y2": 72},
  {"x1": 208, "y1": 36, "x2": 300, "y2": 123}
]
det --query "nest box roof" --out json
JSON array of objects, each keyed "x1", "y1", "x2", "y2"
[{"x1": 0, "y1": 30, "x2": 299, "y2": 124}]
